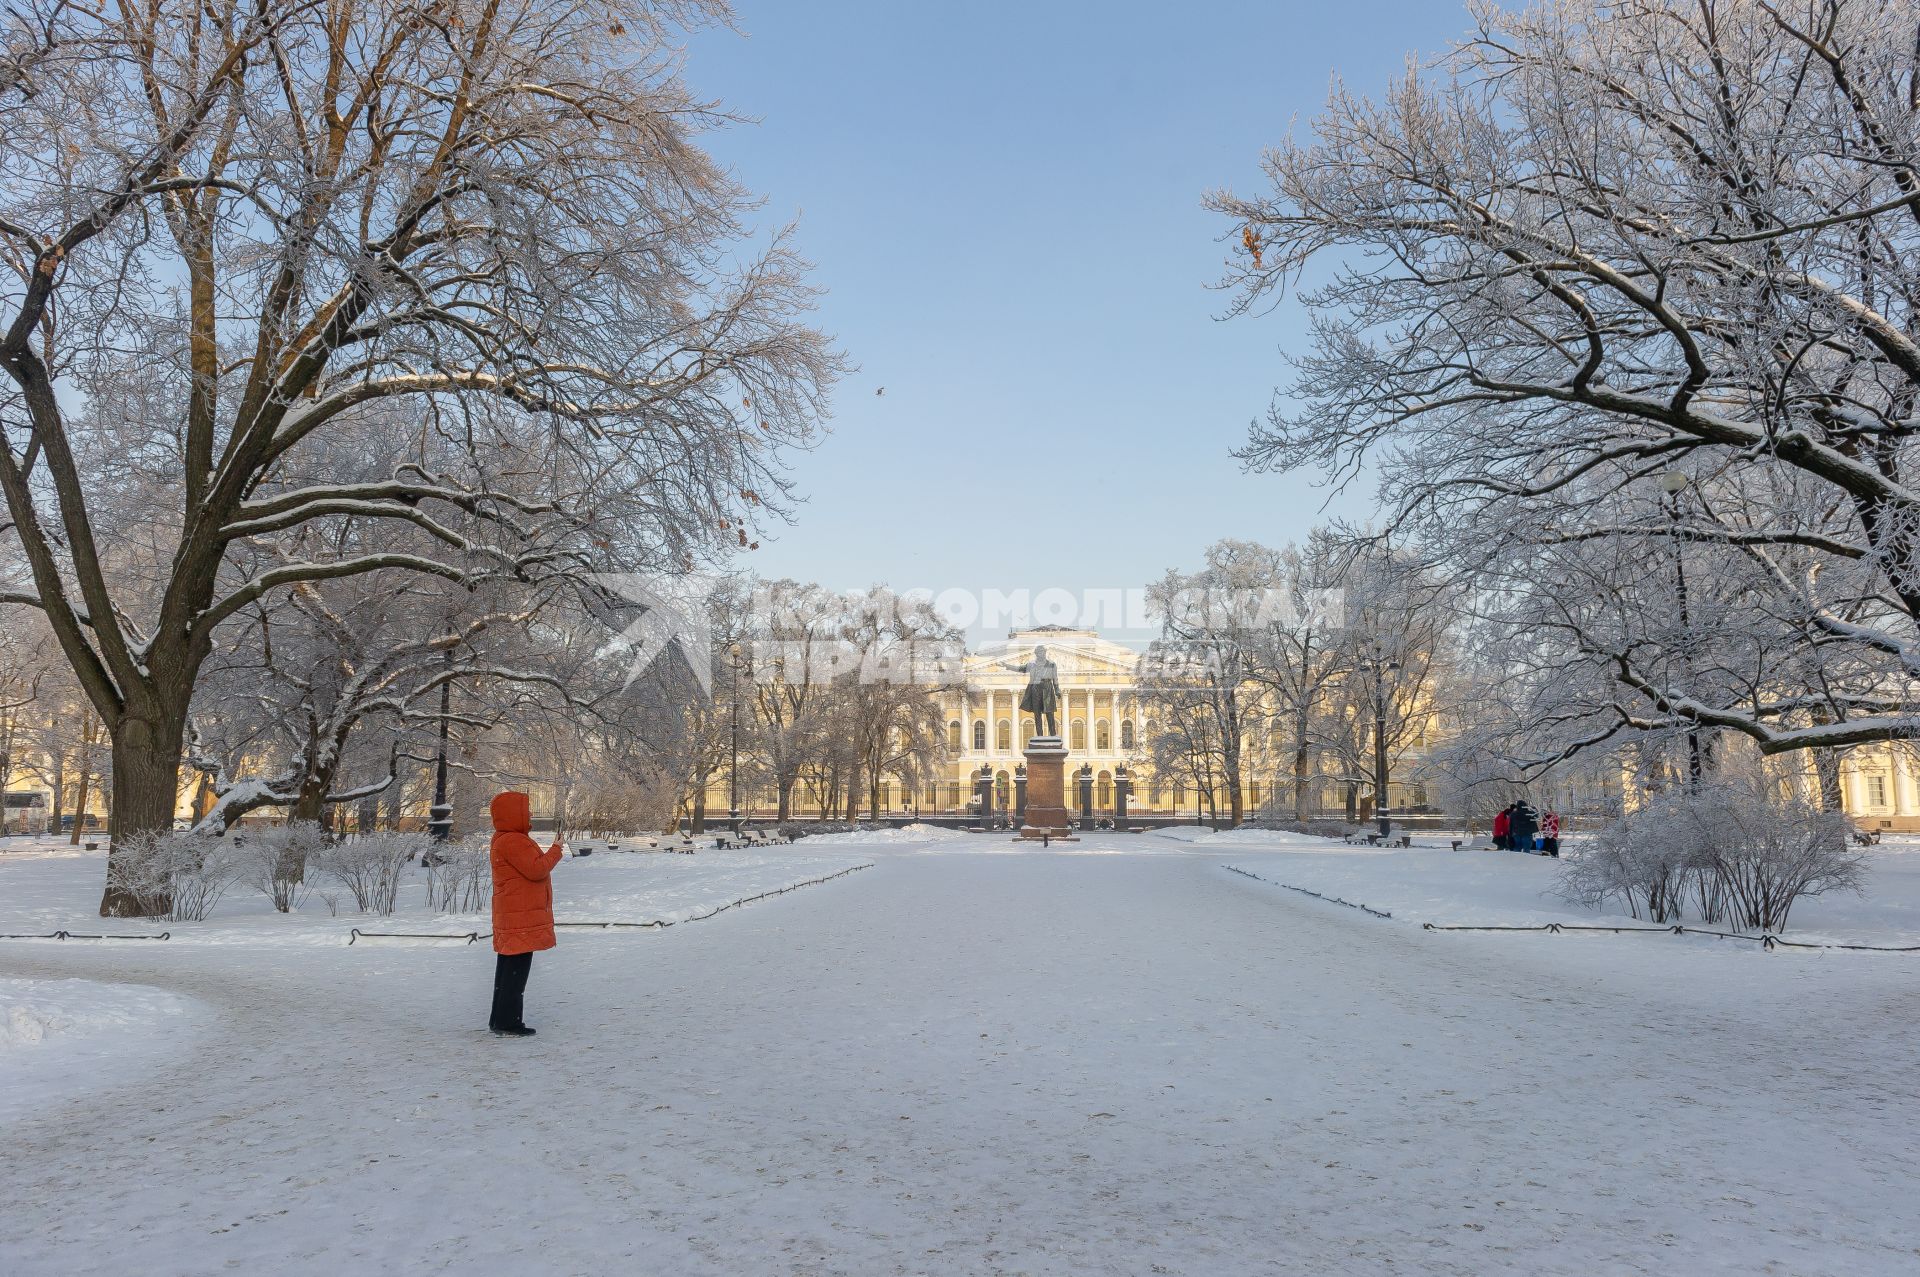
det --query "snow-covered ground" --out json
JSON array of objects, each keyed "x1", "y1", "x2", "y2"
[
  {"x1": 794, "y1": 821, "x2": 970, "y2": 844},
  {"x1": 1157, "y1": 827, "x2": 1920, "y2": 947},
  {"x1": 0, "y1": 838, "x2": 873, "y2": 944},
  {"x1": 0, "y1": 977, "x2": 204, "y2": 1125},
  {"x1": 2, "y1": 833, "x2": 1916, "y2": 1274}
]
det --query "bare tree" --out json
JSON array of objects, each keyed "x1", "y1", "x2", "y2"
[
  {"x1": 837, "y1": 588, "x2": 963, "y2": 820},
  {"x1": 1141, "y1": 541, "x2": 1282, "y2": 826},
  {"x1": 1213, "y1": 0, "x2": 1920, "y2": 774},
  {"x1": 1241, "y1": 533, "x2": 1350, "y2": 820},
  {"x1": 0, "y1": 1, "x2": 838, "y2": 911}
]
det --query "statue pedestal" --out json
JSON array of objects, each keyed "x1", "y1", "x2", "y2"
[{"x1": 1016, "y1": 738, "x2": 1077, "y2": 842}]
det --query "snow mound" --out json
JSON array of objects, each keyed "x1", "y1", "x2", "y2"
[
  {"x1": 796, "y1": 823, "x2": 968, "y2": 845},
  {"x1": 1, "y1": 978, "x2": 193, "y2": 1050},
  {"x1": 0, "y1": 978, "x2": 203, "y2": 1125}
]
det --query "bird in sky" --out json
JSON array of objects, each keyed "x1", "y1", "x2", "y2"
[{"x1": 875, "y1": 386, "x2": 885, "y2": 396}]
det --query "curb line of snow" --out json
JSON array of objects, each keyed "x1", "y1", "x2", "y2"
[
  {"x1": 1223, "y1": 864, "x2": 1393, "y2": 919},
  {"x1": 347, "y1": 862, "x2": 877, "y2": 945},
  {"x1": 1419, "y1": 920, "x2": 1920, "y2": 954}
]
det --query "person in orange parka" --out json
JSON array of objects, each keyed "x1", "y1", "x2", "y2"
[{"x1": 488, "y1": 791, "x2": 564, "y2": 1037}]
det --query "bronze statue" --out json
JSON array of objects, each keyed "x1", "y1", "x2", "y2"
[{"x1": 1001, "y1": 644, "x2": 1062, "y2": 739}]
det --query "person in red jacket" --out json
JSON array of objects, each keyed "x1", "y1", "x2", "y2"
[
  {"x1": 488, "y1": 791, "x2": 563, "y2": 1036},
  {"x1": 1492, "y1": 805, "x2": 1511, "y2": 851}
]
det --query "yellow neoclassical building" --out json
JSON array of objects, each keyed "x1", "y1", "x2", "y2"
[{"x1": 714, "y1": 625, "x2": 1422, "y2": 822}]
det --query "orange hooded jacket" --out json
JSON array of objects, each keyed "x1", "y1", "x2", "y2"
[{"x1": 490, "y1": 791, "x2": 562, "y2": 955}]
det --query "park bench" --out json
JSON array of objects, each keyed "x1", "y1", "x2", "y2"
[
  {"x1": 1451, "y1": 836, "x2": 1498, "y2": 852},
  {"x1": 1348, "y1": 826, "x2": 1413, "y2": 848},
  {"x1": 1850, "y1": 828, "x2": 1882, "y2": 846}
]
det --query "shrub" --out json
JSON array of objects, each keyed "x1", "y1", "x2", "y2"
[
  {"x1": 232, "y1": 823, "x2": 328, "y2": 913},
  {"x1": 778, "y1": 820, "x2": 862, "y2": 840},
  {"x1": 426, "y1": 835, "x2": 492, "y2": 914},
  {"x1": 1558, "y1": 804, "x2": 1692, "y2": 922},
  {"x1": 106, "y1": 831, "x2": 239, "y2": 922},
  {"x1": 1558, "y1": 779, "x2": 1865, "y2": 931},
  {"x1": 1685, "y1": 784, "x2": 1864, "y2": 932},
  {"x1": 315, "y1": 831, "x2": 427, "y2": 915}
]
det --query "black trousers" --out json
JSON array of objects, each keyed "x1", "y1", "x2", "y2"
[{"x1": 490, "y1": 952, "x2": 533, "y2": 1029}]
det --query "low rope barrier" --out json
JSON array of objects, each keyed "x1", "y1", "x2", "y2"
[
  {"x1": 0, "y1": 929, "x2": 170, "y2": 941},
  {"x1": 1224, "y1": 865, "x2": 1392, "y2": 919},
  {"x1": 1420, "y1": 921, "x2": 1920, "y2": 953},
  {"x1": 349, "y1": 862, "x2": 875, "y2": 946}
]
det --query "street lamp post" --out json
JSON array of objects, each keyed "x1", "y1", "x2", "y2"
[
  {"x1": 728, "y1": 643, "x2": 742, "y2": 833},
  {"x1": 1363, "y1": 641, "x2": 1401, "y2": 841},
  {"x1": 427, "y1": 646, "x2": 453, "y2": 841},
  {"x1": 1659, "y1": 470, "x2": 1704, "y2": 786}
]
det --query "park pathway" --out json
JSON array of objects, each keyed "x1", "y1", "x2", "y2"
[{"x1": 2, "y1": 845, "x2": 1916, "y2": 1274}]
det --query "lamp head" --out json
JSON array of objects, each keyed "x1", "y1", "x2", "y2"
[{"x1": 1658, "y1": 470, "x2": 1690, "y2": 495}]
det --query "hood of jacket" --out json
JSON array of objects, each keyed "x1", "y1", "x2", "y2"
[{"x1": 491, "y1": 790, "x2": 532, "y2": 835}]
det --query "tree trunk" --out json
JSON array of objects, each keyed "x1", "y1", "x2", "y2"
[
  {"x1": 1293, "y1": 742, "x2": 1309, "y2": 823},
  {"x1": 290, "y1": 778, "x2": 327, "y2": 825},
  {"x1": 47, "y1": 740, "x2": 65, "y2": 837},
  {"x1": 690, "y1": 788, "x2": 707, "y2": 833},
  {"x1": 776, "y1": 774, "x2": 793, "y2": 821},
  {"x1": 1343, "y1": 780, "x2": 1357, "y2": 823},
  {"x1": 382, "y1": 774, "x2": 404, "y2": 830},
  {"x1": 100, "y1": 716, "x2": 187, "y2": 916},
  {"x1": 69, "y1": 716, "x2": 99, "y2": 845},
  {"x1": 1813, "y1": 747, "x2": 1846, "y2": 813}
]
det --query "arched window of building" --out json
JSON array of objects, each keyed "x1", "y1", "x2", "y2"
[
  {"x1": 1020, "y1": 716, "x2": 1035, "y2": 748},
  {"x1": 879, "y1": 781, "x2": 892, "y2": 810},
  {"x1": 995, "y1": 770, "x2": 1011, "y2": 809},
  {"x1": 1095, "y1": 719, "x2": 1111, "y2": 750},
  {"x1": 1070, "y1": 719, "x2": 1086, "y2": 751},
  {"x1": 1173, "y1": 782, "x2": 1186, "y2": 808},
  {"x1": 974, "y1": 720, "x2": 987, "y2": 751},
  {"x1": 948, "y1": 720, "x2": 962, "y2": 752},
  {"x1": 1097, "y1": 770, "x2": 1113, "y2": 808},
  {"x1": 996, "y1": 719, "x2": 1011, "y2": 751},
  {"x1": 1120, "y1": 720, "x2": 1135, "y2": 750},
  {"x1": 947, "y1": 781, "x2": 962, "y2": 807},
  {"x1": 1248, "y1": 781, "x2": 1261, "y2": 808}
]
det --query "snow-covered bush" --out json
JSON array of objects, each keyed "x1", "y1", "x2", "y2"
[
  {"x1": 1558, "y1": 801, "x2": 1693, "y2": 922},
  {"x1": 314, "y1": 832, "x2": 426, "y2": 915},
  {"x1": 231, "y1": 823, "x2": 328, "y2": 913},
  {"x1": 426, "y1": 835, "x2": 492, "y2": 914},
  {"x1": 105, "y1": 831, "x2": 239, "y2": 922},
  {"x1": 1683, "y1": 784, "x2": 1864, "y2": 932},
  {"x1": 1558, "y1": 780, "x2": 1864, "y2": 931}
]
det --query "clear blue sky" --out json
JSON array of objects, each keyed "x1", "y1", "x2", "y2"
[{"x1": 686, "y1": 2, "x2": 1476, "y2": 633}]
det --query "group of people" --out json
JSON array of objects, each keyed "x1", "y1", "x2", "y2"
[{"x1": 1491, "y1": 800, "x2": 1561, "y2": 857}]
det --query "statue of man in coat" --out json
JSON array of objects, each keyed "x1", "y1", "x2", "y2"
[{"x1": 1001, "y1": 644, "x2": 1062, "y2": 739}]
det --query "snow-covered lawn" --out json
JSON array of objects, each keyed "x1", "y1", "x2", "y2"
[
  {"x1": 1163, "y1": 827, "x2": 1920, "y2": 947},
  {"x1": 1, "y1": 977, "x2": 205, "y2": 1125},
  {"x1": 793, "y1": 821, "x2": 970, "y2": 845},
  {"x1": 2, "y1": 835, "x2": 1917, "y2": 1274},
  {"x1": 0, "y1": 839, "x2": 874, "y2": 945}
]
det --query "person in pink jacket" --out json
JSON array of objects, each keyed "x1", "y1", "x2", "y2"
[{"x1": 1541, "y1": 809, "x2": 1562, "y2": 858}]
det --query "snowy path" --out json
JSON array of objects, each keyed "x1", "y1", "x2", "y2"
[{"x1": 2, "y1": 847, "x2": 1917, "y2": 1275}]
